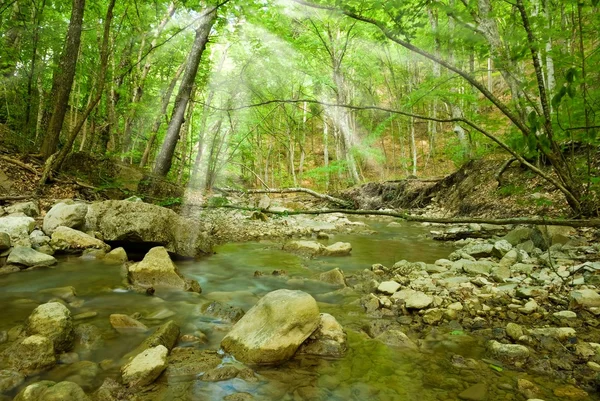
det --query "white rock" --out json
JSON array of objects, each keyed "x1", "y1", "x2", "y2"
[
  {"x1": 121, "y1": 345, "x2": 168, "y2": 387},
  {"x1": 377, "y1": 280, "x2": 401, "y2": 295},
  {"x1": 43, "y1": 202, "x2": 88, "y2": 235}
]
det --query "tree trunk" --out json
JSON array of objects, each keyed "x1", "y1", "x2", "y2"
[
  {"x1": 122, "y1": 2, "x2": 177, "y2": 157},
  {"x1": 40, "y1": 0, "x2": 85, "y2": 159},
  {"x1": 139, "y1": 63, "x2": 185, "y2": 168},
  {"x1": 42, "y1": 0, "x2": 115, "y2": 179},
  {"x1": 153, "y1": 8, "x2": 217, "y2": 177}
]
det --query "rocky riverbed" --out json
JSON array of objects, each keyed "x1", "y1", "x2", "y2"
[{"x1": 0, "y1": 197, "x2": 599, "y2": 400}]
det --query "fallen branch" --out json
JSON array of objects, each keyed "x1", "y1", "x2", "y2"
[
  {"x1": 0, "y1": 195, "x2": 32, "y2": 202},
  {"x1": 215, "y1": 187, "x2": 352, "y2": 208},
  {"x1": 209, "y1": 205, "x2": 600, "y2": 228},
  {"x1": 0, "y1": 156, "x2": 39, "y2": 176}
]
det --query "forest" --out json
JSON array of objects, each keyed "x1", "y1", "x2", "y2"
[
  {"x1": 0, "y1": 0, "x2": 598, "y2": 215},
  {"x1": 3, "y1": 2, "x2": 600, "y2": 401}
]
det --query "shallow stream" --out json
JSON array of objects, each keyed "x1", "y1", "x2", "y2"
[{"x1": 0, "y1": 217, "x2": 595, "y2": 400}]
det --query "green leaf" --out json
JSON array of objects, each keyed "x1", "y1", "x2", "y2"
[
  {"x1": 552, "y1": 86, "x2": 567, "y2": 109},
  {"x1": 489, "y1": 364, "x2": 503, "y2": 372},
  {"x1": 566, "y1": 68, "x2": 578, "y2": 83},
  {"x1": 567, "y1": 84, "x2": 576, "y2": 99},
  {"x1": 593, "y1": 0, "x2": 599, "y2": 6},
  {"x1": 527, "y1": 111, "x2": 540, "y2": 132}
]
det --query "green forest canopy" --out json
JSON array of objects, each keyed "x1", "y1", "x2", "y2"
[{"x1": 0, "y1": 0, "x2": 599, "y2": 214}]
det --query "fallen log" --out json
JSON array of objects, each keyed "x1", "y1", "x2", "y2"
[
  {"x1": 0, "y1": 195, "x2": 32, "y2": 202},
  {"x1": 209, "y1": 205, "x2": 600, "y2": 228},
  {"x1": 215, "y1": 187, "x2": 352, "y2": 208}
]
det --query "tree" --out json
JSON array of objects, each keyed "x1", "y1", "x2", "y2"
[
  {"x1": 153, "y1": 6, "x2": 218, "y2": 177},
  {"x1": 40, "y1": 0, "x2": 85, "y2": 159}
]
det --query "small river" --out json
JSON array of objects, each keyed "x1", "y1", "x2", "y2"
[{"x1": 0, "y1": 217, "x2": 592, "y2": 400}]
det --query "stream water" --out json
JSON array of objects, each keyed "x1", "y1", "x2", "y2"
[{"x1": 0, "y1": 217, "x2": 595, "y2": 400}]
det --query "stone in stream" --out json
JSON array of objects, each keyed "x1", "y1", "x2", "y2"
[
  {"x1": 0, "y1": 369, "x2": 24, "y2": 393},
  {"x1": 7, "y1": 246, "x2": 57, "y2": 267},
  {"x1": 121, "y1": 345, "x2": 168, "y2": 387},
  {"x1": 14, "y1": 380, "x2": 90, "y2": 401},
  {"x1": 569, "y1": 289, "x2": 600, "y2": 309},
  {"x1": 85, "y1": 200, "x2": 213, "y2": 258},
  {"x1": 506, "y1": 323, "x2": 524, "y2": 341},
  {"x1": 0, "y1": 335, "x2": 56, "y2": 375},
  {"x1": 377, "y1": 280, "x2": 401, "y2": 295},
  {"x1": 458, "y1": 383, "x2": 487, "y2": 401},
  {"x1": 201, "y1": 301, "x2": 245, "y2": 323},
  {"x1": 50, "y1": 226, "x2": 109, "y2": 253},
  {"x1": 0, "y1": 216, "x2": 35, "y2": 245},
  {"x1": 487, "y1": 340, "x2": 530, "y2": 361},
  {"x1": 39, "y1": 286, "x2": 77, "y2": 303},
  {"x1": 43, "y1": 201, "x2": 89, "y2": 235},
  {"x1": 297, "y1": 313, "x2": 347, "y2": 358},
  {"x1": 319, "y1": 268, "x2": 346, "y2": 287},
  {"x1": 283, "y1": 240, "x2": 325, "y2": 257},
  {"x1": 0, "y1": 232, "x2": 11, "y2": 251},
  {"x1": 109, "y1": 314, "x2": 148, "y2": 333},
  {"x1": 128, "y1": 246, "x2": 201, "y2": 293},
  {"x1": 221, "y1": 289, "x2": 320, "y2": 365},
  {"x1": 461, "y1": 243, "x2": 494, "y2": 258},
  {"x1": 322, "y1": 242, "x2": 352, "y2": 256},
  {"x1": 375, "y1": 330, "x2": 418, "y2": 350},
  {"x1": 103, "y1": 247, "x2": 128, "y2": 264},
  {"x1": 130, "y1": 321, "x2": 180, "y2": 356},
  {"x1": 26, "y1": 302, "x2": 74, "y2": 352},
  {"x1": 392, "y1": 289, "x2": 433, "y2": 309}
]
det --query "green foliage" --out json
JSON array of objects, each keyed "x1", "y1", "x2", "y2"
[
  {"x1": 207, "y1": 196, "x2": 229, "y2": 207},
  {"x1": 158, "y1": 197, "x2": 182, "y2": 207},
  {"x1": 497, "y1": 184, "x2": 526, "y2": 197}
]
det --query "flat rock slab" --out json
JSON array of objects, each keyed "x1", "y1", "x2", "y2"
[
  {"x1": 50, "y1": 226, "x2": 109, "y2": 253},
  {"x1": 7, "y1": 246, "x2": 57, "y2": 267}
]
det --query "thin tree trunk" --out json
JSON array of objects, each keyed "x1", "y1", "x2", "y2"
[
  {"x1": 153, "y1": 7, "x2": 217, "y2": 177},
  {"x1": 40, "y1": 0, "x2": 85, "y2": 159},
  {"x1": 122, "y1": 2, "x2": 177, "y2": 157},
  {"x1": 139, "y1": 62, "x2": 185, "y2": 168}
]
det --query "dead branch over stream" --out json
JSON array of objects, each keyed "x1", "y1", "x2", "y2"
[
  {"x1": 215, "y1": 187, "x2": 352, "y2": 208},
  {"x1": 211, "y1": 205, "x2": 600, "y2": 228}
]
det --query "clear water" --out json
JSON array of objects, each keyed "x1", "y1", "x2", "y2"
[{"x1": 0, "y1": 217, "x2": 594, "y2": 400}]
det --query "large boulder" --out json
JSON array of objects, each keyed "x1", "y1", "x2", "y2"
[
  {"x1": 43, "y1": 202, "x2": 88, "y2": 235},
  {"x1": 221, "y1": 289, "x2": 320, "y2": 365},
  {"x1": 0, "y1": 335, "x2": 56, "y2": 375},
  {"x1": 7, "y1": 246, "x2": 57, "y2": 267},
  {"x1": 14, "y1": 380, "x2": 90, "y2": 401},
  {"x1": 26, "y1": 302, "x2": 74, "y2": 352},
  {"x1": 0, "y1": 216, "x2": 35, "y2": 245},
  {"x1": 50, "y1": 226, "x2": 109, "y2": 253},
  {"x1": 121, "y1": 345, "x2": 168, "y2": 387},
  {"x1": 85, "y1": 200, "x2": 213, "y2": 258},
  {"x1": 128, "y1": 246, "x2": 201, "y2": 293}
]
